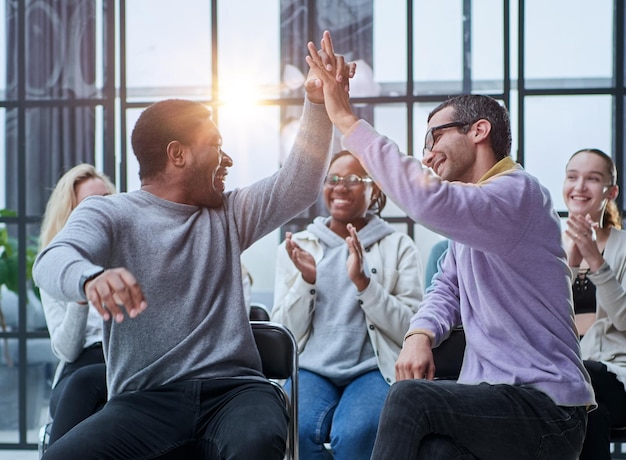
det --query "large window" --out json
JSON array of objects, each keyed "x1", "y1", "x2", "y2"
[{"x1": 1, "y1": 0, "x2": 623, "y2": 451}]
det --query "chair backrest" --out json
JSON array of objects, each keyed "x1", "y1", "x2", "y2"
[
  {"x1": 611, "y1": 427, "x2": 626, "y2": 457},
  {"x1": 432, "y1": 327, "x2": 465, "y2": 380},
  {"x1": 250, "y1": 321, "x2": 299, "y2": 460},
  {"x1": 249, "y1": 302, "x2": 271, "y2": 321}
]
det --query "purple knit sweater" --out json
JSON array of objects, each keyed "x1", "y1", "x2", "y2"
[{"x1": 343, "y1": 120, "x2": 595, "y2": 408}]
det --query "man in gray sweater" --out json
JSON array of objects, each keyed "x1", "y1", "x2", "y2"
[{"x1": 34, "y1": 34, "x2": 350, "y2": 459}]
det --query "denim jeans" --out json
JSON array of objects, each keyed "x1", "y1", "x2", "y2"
[
  {"x1": 371, "y1": 379, "x2": 587, "y2": 460},
  {"x1": 288, "y1": 369, "x2": 389, "y2": 460},
  {"x1": 42, "y1": 378, "x2": 288, "y2": 460}
]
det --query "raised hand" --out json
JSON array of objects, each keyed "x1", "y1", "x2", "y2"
[
  {"x1": 345, "y1": 223, "x2": 370, "y2": 292},
  {"x1": 305, "y1": 30, "x2": 359, "y2": 133},
  {"x1": 285, "y1": 232, "x2": 317, "y2": 284},
  {"x1": 305, "y1": 30, "x2": 342, "y2": 103}
]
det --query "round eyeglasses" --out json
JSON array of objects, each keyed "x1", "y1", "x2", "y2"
[
  {"x1": 324, "y1": 174, "x2": 373, "y2": 189},
  {"x1": 423, "y1": 121, "x2": 469, "y2": 155}
]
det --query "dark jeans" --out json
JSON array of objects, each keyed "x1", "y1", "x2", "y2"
[
  {"x1": 42, "y1": 378, "x2": 288, "y2": 460},
  {"x1": 371, "y1": 380, "x2": 587, "y2": 460},
  {"x1": 49, "y1": 345, "x2": 107, "y2": 445},
  {"x1": 580, "y1": 360, "x2": 626, "y2": 460}
]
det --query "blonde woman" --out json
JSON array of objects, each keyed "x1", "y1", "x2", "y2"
[{"x1": 39, "y1": 164, "x2": 115, "y2": 445}]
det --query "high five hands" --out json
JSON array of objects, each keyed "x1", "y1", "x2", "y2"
[{"x1": 305, "y1": 30, "x2": 360, "y2": 133}]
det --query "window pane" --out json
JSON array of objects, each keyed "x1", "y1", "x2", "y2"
[
  {"x1": 125, "y1": 0, "x2": 212, "y2": 101},
  {"x1": 218, "y1": 105, "x2": 281, "y2": 190},
  {"x1": 524, "y1": 0, "x2": 613, "y2": 88},
  {"x1": 373, "y1": 0, "x2": 407, "y2": 96},
  {"x1": 374, "y1": 103, "x2": 408, "y2": 152},
  {"x1": 217, "y1": 1, "x2": 280, "y2": 101},
  {"x1": 0, "y1": 4, "x2": 6, "y2": 99},
  {"x1": 27, "y1": 223, "x2": 44, "y2": 332},
  {"x1": 0, "y1": 224, "x2": 20, "y2": 332},
  {"x1": 219, "y1": 102, "x2": 297, "y2": 299},
  {"x1": 0, "y1": 324, "x2": 56, "y2": 441},
  {"x1": 23, "y1": 107, "x2": 98, "y2": 217},
  {"x1": 13, "y1": 1, "x2": 99, "y2": 100},
  {"x1": 372, "y1": 104, "x2": 408, "y2": 217},
  {"x1": 26, "y1": 338, "x2": 56, "y2": 443},
  {"x1": 413, "y1": 102, "x2": 441, "y2": 156},
  {"x1": 242, "y1": 229, "x2": 281, "y2": 307},
  {"x1": 0, "y1": 353, "x2": 19, "y2": 442},
  {"x1": 523, "y1": 95, "x2": 613, "y2": 212},
  {"x1": 413, "y1": 1, "x2": 463, "y2": 95},
  {"x1": 0, "y1": 108, "x2": 6, "y2": 210},
  {"x1": 125, "y1": 108, "x2": 143, "y2": 192},
  {"x1": 472, "y1": 0, "x2": 504, "y2": 93}
]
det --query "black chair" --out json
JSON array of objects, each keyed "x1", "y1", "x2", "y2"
[
  {"x1": 251, "y1": 321, "x2": 299, "y2": 460},
  {"x1": 39, "y1": 322, "x2": 299, "y2": 460},
  {"x1": 432, "y1": 327, "x2": 465, "y2": 380},
  {"x1": 249, "y1": 302, "x2": 271, "y2": 321}
]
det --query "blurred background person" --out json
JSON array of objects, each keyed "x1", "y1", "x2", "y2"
[
  {"x1": 563, "y1": 148, "x2": 626, "y2": 460},
  {"x1": 39, "y1": 163, "x2": 115, "y2": 445}
]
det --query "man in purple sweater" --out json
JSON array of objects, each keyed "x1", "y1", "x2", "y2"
[{"x1": 306, "y1": 33, "x2": 595, "y2": 459}]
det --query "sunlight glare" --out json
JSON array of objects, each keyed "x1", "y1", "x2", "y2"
[{"x1": 218, "y1": 79, "x2": 266, "y2": 113}]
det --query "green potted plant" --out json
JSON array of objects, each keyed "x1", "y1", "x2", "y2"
[{"x1": 0, "y1": 209, "x2": 39, "y2": 366}]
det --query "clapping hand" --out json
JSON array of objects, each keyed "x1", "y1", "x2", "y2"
[
  {"x1": 345, "y1": 223, "x2": 370, "y2": 292},
  {"x1": 285, "y1": 232, "x2": 317, "y2": 284},
  {"x1": 565, "y1": 213, "x2": 604, "y2": 272}
]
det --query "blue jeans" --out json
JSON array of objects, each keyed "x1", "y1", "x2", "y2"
[
  {"x1": 371, "y1": 380, "x2": 587, "y2": 460},
  {"x1": 288, "y1": 369, "x2": 389, "y2": 460},
  {"x1": 42, "y1": 378, "x2": 288, "y2": 460}
]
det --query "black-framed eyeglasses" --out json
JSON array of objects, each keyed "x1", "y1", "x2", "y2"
[
  {"x1": 423, "y1": 121, "x2": 469, "y2": 155},
  {"x1": 324, "y1": 174, "x2": 373, "y2": 189}
]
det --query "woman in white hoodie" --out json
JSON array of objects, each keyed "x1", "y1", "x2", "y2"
[{"x1": 272, "y1": 150, "x2": 423, "y2": 460}]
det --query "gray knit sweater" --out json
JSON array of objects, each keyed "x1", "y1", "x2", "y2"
[
  {"x1": 299, "y1": 215, "x2": 394, "y2": 385},
  {"x1": 33, "y1": 100, "x2": 332, "y2": 397}
]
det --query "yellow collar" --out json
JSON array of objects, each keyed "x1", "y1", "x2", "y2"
[{"x1": 477, "y1": 157, "x2": 518, "y2": 184}]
